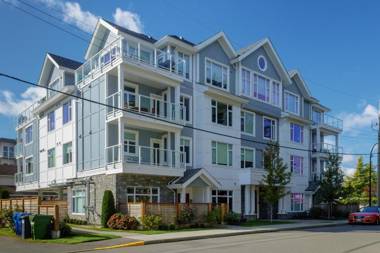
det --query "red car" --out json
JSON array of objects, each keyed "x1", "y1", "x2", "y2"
[{"x1": 348, "y1": 206, "x2": 380, "y2": 224}]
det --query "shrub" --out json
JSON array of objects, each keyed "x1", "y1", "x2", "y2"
[
  {"x1": 64, "y1": 216, "x2": 88, "y2": 225},
  {"x1": 0, "y1": 188, "x2": 10, "y2": 199},
  {"x1": 207, "y1": 207, "x2": 221, "y2": 225},
  {"x1": 101, "y1": 190, "x2": 116, "y2": 228},
  {"x1": 309, "y1": 207, "x2": 323, "y2": 219},
  {"x1": 225, "y1": 212, "x2": 241, "y2": 225},
  {"x1": 0, "y1": 209, "x2": 14, "y2": 230},
  {"x1": 141, "y1": 215, "x2": 162, "y2": 230},
  {"x1": 107, "y1": 213, "x2": 139, "y2": 230},
  {"x1": 177, "y1": 206, "x2": 195, "y2": 225},
  {"x1": 59, "y1": 222, "x2": 72, "y2": 237}
]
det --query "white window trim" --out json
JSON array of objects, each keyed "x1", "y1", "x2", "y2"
[
  {"x1": 47, "y1": 110, "x2": 56, "y2": 132},
  {"x1": 239, "y1": 66, "x2": 282, "y2": 108},
  {"x1": 241, "y1": 110, "x2": 255, "y2": 137},
  {"x1": 284, "y1": 90, "x2": 301, "y2": 116},
  {"x1": 124, "y1": 81, "x2": 139, "y2": 93},
  {"x1": 180, "y1": 94, "x2": 192, "y2": 123},
  {"x1": 257, "y1": 55, "x2": 268, "y2": 72},
  {"x1": 211, "y1": 141, "x2": 233, "y2": 166},
  {"x1": 205, "y1": 57, "x2": 230, "y2": 91},
  {"x1": 24, "y1": 155, "x2": 34, "y2": 176},
  {"x1": 62, "y1": 141, "x2": 73, "y2": 165},
  {"x1": 124, "y1": 129, "x2": 139, "y2": 156},
  {"x1": 290, "y1": 193, "x2": 304, "y2": 212},
  {"x1": 290, "y1": 122, "x2": 304, "y2": 144},
  {"x1": 241, "y1": 146, "x2": 255, "y2": 169},
  {"x1": 176, "y1": 50, "x2": 192, "y2": 81},
  {"x1": 62, "y1": 100, "x2": 72, "y2": 126},
  {"x1": 290, "y1": 155, "x2": 304, "y2": 176},
  {"x1": 180, "y1": 136, "x2": 192, "y2": 166},
  {"x1": 47, "y1": 147, "x2": 56, "y2": 168},
  {"x1": 72, "y1": 189, "x2": 86, "y2": 215},
  {"x1": 211, "y1": 99, "x2": 233, "y2": 127},
  {"x1": 24, "y1": 124, "x2": 33, "y2": 146},
  {"x1": 262, "y1": 116, "x2": 277, "y2": 141},
  {"x1": 126, "y1": 186, "x2": 160, "y2": 203}
]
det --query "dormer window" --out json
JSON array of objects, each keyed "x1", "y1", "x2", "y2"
[
  {"x1": 206, "y1": 58, "x2": 229, "y2": 90},
  {"x1": 284, "y1": 91, "x2": 300, "y2": 115}
]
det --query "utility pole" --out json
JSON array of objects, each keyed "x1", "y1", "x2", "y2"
[{"x1": 378, "y1": 101, "x2": 380, "y2": 207}]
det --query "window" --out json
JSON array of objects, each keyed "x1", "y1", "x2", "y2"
[
  {"x1": 254, "y1": 74, "x2": 270, "y2": 102},
  {"x1": 290, "y1": 155, "x2": 304, "y2": 175},
  {"x1": 212, "y1": 141, "x2": 232, "y2": 166},
  {"x1": 47, "y1": 111, "x2": 55, "y2": 132},
  {"x1": 212, "y1": 190, "x2": 233, "y2": 211},
  {"x1": 241, "y1": 148, "x2": 254, "y2": 168},
  {"x1": 177, "y1": 52, "x2": 190, "y2": 79},
  {"x1": 47, "y1": 148, "x2": 56, "y2": 168},
  {"x1": 241, "y1": 69, "x2": 251, "y2": 96},
  {"x1": 25, "y1": 157, "x2": 33, "y2": 174},
  {"x1": 206, "y1": 59, "x2": 229, "y2": 90},
  {"x1": 25, "y1": 125, "x2": 33, "y2": 144},
  {"x1": 257, "y1": 55, "x2": 267, "y2": 71},
  {"x1": 285, "y1": 92, "x2": 300, "y2": 115},
  {"x1": 63, "y1": 101, "x2": 72, "y2": 124},
  {"x1": 241, "y1": 111, "x2": 254, "y2": 135},
  {"x1": 180, "y1": 95, "x2": 191, "y2": 122},
  {"x1": 272, "y1": 81, "x2": 280, "y2": 106},
  {"x1": 8, "y1": 147, "x2": 14, "y2": 158},
  {"x1": 72, "y1": 189, "x2": 86, "y2": 214},
  {"x1": 312, "y1": 110, "x2": 322, "y2": 124},
  {"x1": 126, "y1": 187, "x2": 159, "y2": 203},
  {"x1": 63, "y1": 142, "x2": 72, "y2": 164},
  {"x1": 290, "y1": 123, "x2": 304, "y2": 143},
  {"x1": 291, "y1": 193, "x2": 304, "y2": 212},
  {"x1": 180, "y1": 138, "x2": 191, "y2": 165},
  {"x1": 124, "y1": 130, "x2": 137, "y2": 155},
  {"x1": 263, "y1": 117, "x2": 276, "y2": 140},
  {"x1": 3, "y1": 146, "x2": 8, "y2": 158},
  {"x1": 211, "y1": 100, "x2": 232, "y2": 127}
]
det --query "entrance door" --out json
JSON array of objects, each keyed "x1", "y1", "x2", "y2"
[
  {"x1": 151, "y1": 139, "x2": 161, "y2": 166},
  {"x1": 151, "y1": 94, "x2": 162, "y2": 117}
]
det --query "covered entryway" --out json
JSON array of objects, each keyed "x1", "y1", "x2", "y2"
[{"x1": 169, "y1": 168, "x2": 221, "y2": 204}]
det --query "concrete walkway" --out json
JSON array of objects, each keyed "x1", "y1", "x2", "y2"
[{"x1": 72, "y1": 220, "x2": 347, "y2": 245}]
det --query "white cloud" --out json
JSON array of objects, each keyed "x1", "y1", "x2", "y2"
[
  {"x1": 0, "y1": 87, "x2": 46, "y2": 117},
  {"x1": 343, "y1": 167, "x2": 355, "y2": 177},
  {"x1": 339, "y1": 104, "x2": 378, "y2": 134},
  {"x1": 342, "y1": 154, "x2": 354, "y2": 164},
  {"x1": 34, "y1": 0, "x2": 143, "y2": 33},
  {"x1": 113, "y1": 8, "x2": 143, "y2": 33}
]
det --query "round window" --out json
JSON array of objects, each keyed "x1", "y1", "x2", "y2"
[{"x1": 257, "y1": 55, "x2": 267, "y2": 71}]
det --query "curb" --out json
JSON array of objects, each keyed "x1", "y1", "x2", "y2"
[
  {"x1": 94, "y1": 241, "x2": 145, "y2": 250},
  {"x1": 143, "y1": 222, "x2": 347, "y2": 245}
]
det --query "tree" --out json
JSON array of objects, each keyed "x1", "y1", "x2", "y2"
[
  {"x1": 260, "y1": 142, "x2": 291, "y2": 222},
  {"x1": 101, "y1": 190, "x2": 116, "y2": 227},
  {"x1": 317, "y1": 153, "x2": 344, "y2": 218},
  {"x1": 0, "y1": 188, "x2": 10, "y2": 199}
]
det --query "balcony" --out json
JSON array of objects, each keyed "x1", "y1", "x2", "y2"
[
  {"x1": 312, "y1": 142, "x2": 343, "y2": 156},
  {"x1": 313, "y1": 114, "x2": 343, "y2": 131},
  {"x1": 15, "y1": 172, "x2": 23, "y2": 185},
  {"x1": 75, "y1": 37, "x2": 187, "y2": 88},
  {"x1": 106, "y1": 91, "x2": 185, "y2": 125},
  {"x1": 105, "y1": 144, "x2": 185, "y2": 176}
]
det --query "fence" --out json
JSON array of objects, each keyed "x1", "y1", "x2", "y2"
[
  {"x1": 126, "y1": 202, "x2": 228, "y2": 225},
  {"x1": 0, "y1": 197, "x2": 68, "y2": 230}
]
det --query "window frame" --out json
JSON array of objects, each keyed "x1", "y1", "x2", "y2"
[
  {"x1": 291, "y1": 193, "x2": 304, "y2": 212},
  {"x1": 290, "y1": 122, "x2": 304, "y2": 144},
  {"x1": 72, "y1": 189, "x2": 86, "y2": 215},
  {"x1": 180, "y1": 137, "x2": 192, "y2": 166},
  {"x1": 205, "y1": 57, "x2": 230, "y2": 91},
  {"x1": 124, "y1": 129, "x2": 139, "y2": 156},
  {"x1": 47, "y1": 110, "x2": 55, "y2": 132},
  {"x1": 180, "y1": 94, "x2": 192, "y2": 123},
  {"x1": 25, "y1": 155, "x2": 33, "y2": 175},
  {"x1": 126, "y1": 186, "x2": 160, "y2": 203},
  {"x1": 62, "y1": 100, "x2": 72, "y2": 125},
  {"x1": 290, "y1": 155, "x2": 304, "y2": 176},
  {"x1": 241, "y1": 110, "x2": 255, "y2": 136},
  {"x1": 212, "y1": 141, "x2": 233, "y2": 166},
  {"x1": 211, "y1": 99, "x2": 233, "y2": 127},
  {"x1": 25, "y1": 125, "x2": 33, "y2": 145},
  {"x1": 63, "y1": 142, "x2": 73, "y2": 165},
  {"x1": 257, "y1": 55, "x2": 268, "y2": 72},
  {"x1": 47, "y1": 148, "x2": 56, "y2": 168},
  {"x1": 177, "y1": 51, "x2": 191, "y2": 80},
  {"x1": 263, "y1": 116, "x2": 277, "y2": 141},
  {"x1": 241, "y1": 147, "x2": 255, "y2": 169},
  {"x1": 284, "y1": 91, "x2": 300, "y2": 115},
  {"x1": 212, "y1": 189, "x2": 233, "y2": 211}
]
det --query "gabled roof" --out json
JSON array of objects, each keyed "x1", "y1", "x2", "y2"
[
  {"x1": 48, "y1": 53, "x2": 82, "y2": 70},
  {"x1": 102, "y1": 19, "x2": 157, "y2": 43},
  {"x1": 232, "y1": 38, "x2": 292, "y2": 84},
  {"x1": 168, "y1": 35, "x2": 195, "y2": 46},
  {"x1": 288, "y1": 70, "x2": 313, "y2": 99},
  {"x1": 195, "y1": 32, "x2": 236, "y2": 59},
  {"x1": 170, "y1": 168, "x2": 221, "y2": 189}
]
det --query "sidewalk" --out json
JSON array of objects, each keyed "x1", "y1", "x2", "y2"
[{"x1": 72, "y1": 219, "x2": 347, "y2": 246}]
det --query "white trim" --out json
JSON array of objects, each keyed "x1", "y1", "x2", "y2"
[
  {"x1": 195, "y1": 32, "x2": 236, "y2": 59},
  {"x1": 241, "y1": 146, "x2": 255, "y2": 169},
  {"x1": 241, "y1": 110, "x2": 256, "y2": 137},
  {"x1": 211, "y1": 140, "x2": 233, "y2": 167},
  {"x1": 124, "y1": 129, "x2": 139, "y2": 156},
  {"x1": 288, "y1": 70, "x2": 312, "y2": 98},
  {"x1": 24, "y1": 155, "x2": 34, "y2": 175},
  {"x1": 180, "y1": 136, "x2": 192, "y2": 166},
  {"x1": 180, "y1": 94, "x2": 192, "y2": 123},
  {"x1": 150, "y1": 138, "x2": 162, "y2": 165},
  {"x1": 211, "y1": 99, "x2": 233, "y2": 128},
  {"x1": 204, "y1": 57, "x2": 230, "y2": 91},
  {"x1": 257, "y1": 55, "x2": 268, "y2": 72},
  {"x1": 262, "y1": 116, "x2": 277, "y2": 141},
  {"x1": 284, "y1": 90, "x2": 301, "y2": 116}
]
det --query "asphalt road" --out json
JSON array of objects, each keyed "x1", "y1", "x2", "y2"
[{"x1": 99, "y1": 225, "x2": 380, "y2": 253}]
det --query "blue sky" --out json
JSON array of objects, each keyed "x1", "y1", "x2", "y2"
[{"x1": 0, "y1": 0, "x2": 379, "y2": 173}]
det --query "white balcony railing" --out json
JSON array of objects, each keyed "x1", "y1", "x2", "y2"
[
  {"x1": 106, "y1": 144, "x2": 185, "y2": 169},
  {"x1": 312, "y1": 142, "x2": 343, "y2": 155},
  {"x1": 106, "y1": 91, "x2": 186, "y2": 123},
  {"x1": 15, "y1": 172, "x2": 23, "y2": 185},
  {"x1": 75, "y1": 37, "x2": 187, "y2": 87},
  {"x1": 313, "y1": 113, "x2": 343, "y2": 130}
]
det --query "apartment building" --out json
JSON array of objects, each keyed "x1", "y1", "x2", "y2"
[
  {"x1": 0, "y1": 138, "x2": 16, "y2": 192},
  {"x1": 15, "y1": 19, "x2": 342, "y2": 223}
]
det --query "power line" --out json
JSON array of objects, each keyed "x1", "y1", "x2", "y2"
[{"x1": 0, "y1": 72, "x2": 371, "y2": 156}]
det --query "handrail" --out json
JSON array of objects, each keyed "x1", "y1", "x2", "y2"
[{"x1": 312, "y1": 142, "x2": 343, "y2": 154}]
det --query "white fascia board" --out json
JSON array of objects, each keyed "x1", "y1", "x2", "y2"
[
  {"x1": 288, "y1": 70, "x2": 312, "y2": 98},
  {"x1": 195, "y1": 32, "x2": 236, "y2": 59},
  {"x1": 154, "y1": 36, "x2": 196, "y2": 53}
]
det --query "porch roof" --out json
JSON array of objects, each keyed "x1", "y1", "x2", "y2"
[{"x1": 169, "y1": 168, "x2": 221, "y2": 189}]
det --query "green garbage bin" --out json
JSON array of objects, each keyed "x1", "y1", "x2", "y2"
[{"x1": 31, "y1": 215, "x2": 53, "y2": 240}]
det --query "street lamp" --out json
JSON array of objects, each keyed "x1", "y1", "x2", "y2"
[{"x1": 369, "y1": 143, "x2": 377, "y2": 207}]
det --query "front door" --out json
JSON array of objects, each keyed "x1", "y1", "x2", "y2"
[
  {"x1": 151, "y1": 139, "x2": 161, "y2": 166},
  {"x1": 151, "y1": 94, "x2": 162, "y2": 117}
]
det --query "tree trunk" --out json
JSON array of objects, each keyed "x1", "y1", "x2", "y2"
[{"x1": 270, "y1": 204, "x2": 273, "y2": 223}]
